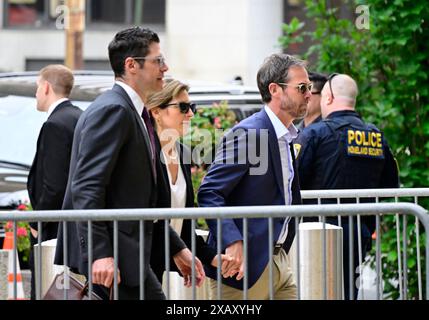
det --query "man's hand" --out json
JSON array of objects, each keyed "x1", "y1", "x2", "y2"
[
  {"x1": 222, "y1": 240, "x2": 244, "y2": 280},
  {"x1": 210, "y1": 254, "x2": 233, "y2": 268},
  {"x1": 173, "y1": 248, "x2": 206, "y2": 287},
  {"x1": 92, "y1": 257, "x2": 121, "y2": 288}
]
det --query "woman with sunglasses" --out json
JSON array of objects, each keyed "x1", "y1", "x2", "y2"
[{"x1": 146, "y1": 79, "x2": 231, "y2": 292}]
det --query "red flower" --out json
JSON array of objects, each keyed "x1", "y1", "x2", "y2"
[
  {"x1": 213, "y1": 117, "x2": 222, "y2": 129},
  {"x1": 17, "y1": 227, "x2": 28, "y2": 237},
  {"x1": 5, "y1": 221, "x2": 13, "y2": 231},
  {"x1": 17, "y1": 204, "x2": 28, "y2": 211}
]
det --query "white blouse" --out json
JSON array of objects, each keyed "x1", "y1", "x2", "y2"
[{"x1": 162, "y1": 148, "x2": 187, "y2": 235}]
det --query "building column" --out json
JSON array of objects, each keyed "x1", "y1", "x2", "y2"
[{"x1": 166, "y1": 0, "x2": 283, "y2": 86}]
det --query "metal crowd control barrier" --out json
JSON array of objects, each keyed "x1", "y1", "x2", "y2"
[
  {"x1": 301, "y1": 188, "x2": 429, "y2": 300},
  {"x1": 1, "y1": 201, "x2": 428, "y2": 300}
]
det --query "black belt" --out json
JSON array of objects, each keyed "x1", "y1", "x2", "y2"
[{"x1": 273, "y1": 243, "x2": 283, "y2": 255}]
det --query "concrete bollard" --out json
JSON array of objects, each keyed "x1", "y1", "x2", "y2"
[
  {"x1": 34, "y1": 239, "x2": 64, "y2": 298},
  {"x1": 293, "y1": 222, "x2": 343, "y2": 300},
  {"x1": 0, "y1": 250, "x2": 9, "y2": 300}
]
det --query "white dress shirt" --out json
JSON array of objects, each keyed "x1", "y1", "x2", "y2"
[
  {"x1": 264, "y1": 105, "x2": 298, "y2": 244},
  {"x1": 47, "y1": 98, "x2": 68, "y2": 117},
  {"x1": 115, "y1": 80, "x2": 154, "y2": 156}
]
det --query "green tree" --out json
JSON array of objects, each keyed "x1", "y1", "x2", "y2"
[{"x1": 279, "y1": 0, "x2": 429, "y2": 299}]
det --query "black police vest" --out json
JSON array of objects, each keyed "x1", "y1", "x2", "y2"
[{"x1": 322, "y1": 117, "x2": 386, "y2": 191}]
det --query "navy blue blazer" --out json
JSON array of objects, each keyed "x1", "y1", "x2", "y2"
[{"x1": 197, "y1": 108, "x2": 301, "y2": 290}]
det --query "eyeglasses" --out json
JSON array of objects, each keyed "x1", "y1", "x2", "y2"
[
  {"x1": 161, "y1": 102, "x2": 197, "y2": 114},
  {"x1": 131, "y1": 56, "x2": 166, "y2": 68},
  {"x1": 327, "y1": 73, "x2": 339, "y2": 99},
  {"x1": 277, "y1": 82, "x2": 313, "y2": 94}
]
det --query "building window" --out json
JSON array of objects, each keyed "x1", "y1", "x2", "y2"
[
  {"x1": 88, "y1": 0, "x2": 165, "y2": 26},
  {"x1": 5, "y1": 0, "x2": 57, "y2": 28},
  {"x1": 3, "y1": 0, "x2": 165, "y2": 29}
]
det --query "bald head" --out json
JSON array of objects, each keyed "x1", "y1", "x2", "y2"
[{"x1": 320, "y1": 74, "x2": 359, "y2": 118}]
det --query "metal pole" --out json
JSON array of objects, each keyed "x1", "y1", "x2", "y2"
[
  {"x1": 322, "y1": 215, "x2": 327, "y2": 300},
  {"x1": 295, "y1": 217, "x2": 300, "y2": 300},
  {"x1": 63, "y1": 221, "x2": 68, "y2": 300},
  {"x1": 375, "y1": 197, "x2": 382, "y2": 300},
  {"x1": 37, "y1": 221, "x2": 42, "y2": 300},
  {"x1": 13, "y1": 221, "x2": 17, "y2": 299},
  {"x1": 191, "y1": 219, "x2": 196, "y2": 300},
  {"x1": 87, "y1": 220, "x2": 93, "y2": 299},
  {"x1": 268, "y1": 217, "x2": 274, "y2": 300},
  {"x1": 349, "y1": 215, "x2": 354, "y2": 300},
  {"x1": 139, "y1": 220, "x2": 145, "y2": 300},
  {"x1": 414, "y1": 196, "x2": 423, "y2": 300},
  {"x1": 113, "y1": 220, "x2": 118, "y2": 300},
  {"x1": 243, "y1": 218, "x2": 248, "y2": 300},
  {"x1": 164, "y1": 219, "x2": 170, "y2": 300},
  {"x1": 65, "y1": 0, "x2": 85, "y2": 69},
  {"x1": 403, "y1": 214, "x2": 408, "y2": 299},
  {"x1": 216, "y1": 219, "x2": 222, "y2": 300}
]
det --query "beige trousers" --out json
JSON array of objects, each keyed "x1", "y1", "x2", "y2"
[{"x1": 209, "y1": 248, "x2": 297, "y2": 300}]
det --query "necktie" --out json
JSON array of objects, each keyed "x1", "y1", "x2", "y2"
[{"x1": 142, "y1": 107, "x2": 157, "y2": 179}]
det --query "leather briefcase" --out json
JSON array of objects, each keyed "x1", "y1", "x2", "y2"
[{"x1": 43, "y1": 272, "x2": 102, "y2": 300}]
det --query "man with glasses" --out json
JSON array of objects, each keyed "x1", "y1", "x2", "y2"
[
  {"x1": 55, "y1": 27, "x2": 204, "y2": 300},
  {"x1": 296, "y1": 72, "x2": 328, "y2": 130},
  {"x1": 198, "y1": 53, "x2": 310, "y2": 299},
  {"x1": 294, "y1": 73, "x2": 399, "y2": 299}
]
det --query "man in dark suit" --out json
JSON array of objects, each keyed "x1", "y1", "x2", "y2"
[
  {"x1": 198, "y1": 54, "x2": 311, "y2": 299},
  {"x1": 54, "y1": 27, "x2": 202, "y2": 300},
  {"x1": 27, "y1": 64, "x2": 82, "y2": 299}
]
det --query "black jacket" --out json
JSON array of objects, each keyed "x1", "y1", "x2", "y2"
[
  {"x1": 27, "y1": 100, "x2": 82, "y2": 241},
  {"x1": 151, "y1": 142, "x2": 216, "y2": 282}
]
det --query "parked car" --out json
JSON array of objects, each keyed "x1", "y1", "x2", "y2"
[{"x1": 0, "y1": 71, "x2": 262, "y2": 210}]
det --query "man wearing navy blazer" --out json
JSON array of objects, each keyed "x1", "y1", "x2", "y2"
[
  {"x1": 27, "y1": 65, "x2": 82, "y2": 299},
  {"x1": 55, "y1": 27, "x2": 201, "y2": 300},
  {"x1": 198, "y1": 54, "x2": 311, "y2": 299}
]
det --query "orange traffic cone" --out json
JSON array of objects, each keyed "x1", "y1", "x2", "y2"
[
  {"x1": 3, "y1": 231, "x2": 25, "y2": 299},
  {"x1": 2, "y1": 231, "x2": 13, "y2": 250}
]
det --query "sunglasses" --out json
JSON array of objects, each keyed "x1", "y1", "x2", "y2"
[
  {"x1": 161, "y1": 102, "x2": 197, "y2": 114},
  {"x1": 277, "y1": 82, "x2": 313, "y2": 94},
  {"x1": 327, "y1": 73, "x2": 339, "y2": 99},
  {"x1": 131, "y1": 56, "x2": 167, "y2": 68}
]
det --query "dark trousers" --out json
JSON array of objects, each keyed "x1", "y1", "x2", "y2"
[{"x1": 93, "y1": 267, "x2": 165, "y2": 300}]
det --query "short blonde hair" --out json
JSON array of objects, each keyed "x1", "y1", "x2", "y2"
[
  {"x1": 39, "y1": 64, "x2": 74, "y2": 97},
  {"x1": 146, "y1": 79, "x2": 190, "y2": 111}
]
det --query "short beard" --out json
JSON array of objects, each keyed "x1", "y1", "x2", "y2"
[{"x1": 281, "y1": 94, "x2": 307, "y2": 119}]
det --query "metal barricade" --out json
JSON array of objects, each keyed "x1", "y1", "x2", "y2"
[
  {"x1": 301, "y1": 188, "x2": 429, "y2": 300},
  {"x1": 0, "y1": 200, "x2": 428, "y2": 300}
]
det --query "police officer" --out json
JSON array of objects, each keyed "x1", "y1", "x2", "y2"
[{"x1": 293, "y1": 73, "x2": 399, "y2": 299}]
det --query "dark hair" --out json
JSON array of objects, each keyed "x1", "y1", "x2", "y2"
[
  {"x1": 108, "y1": 27, "x2": 160, "y2": 77},
  {"x1": 256, "y1": 53, "x2": 307, "y2": 103},
  {"x1": 309, "y1": 72, "x2": 328, "y2": 93}
]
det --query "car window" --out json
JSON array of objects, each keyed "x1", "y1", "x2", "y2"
[{"x1": 0, "y1": 95, "x2": 90, "y2": 166}]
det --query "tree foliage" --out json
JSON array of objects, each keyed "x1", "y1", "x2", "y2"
[{"x1": 279, "y1": 0, "x2": 429, "y2": 299}]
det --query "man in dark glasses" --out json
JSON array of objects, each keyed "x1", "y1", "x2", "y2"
[
  {"x1": 198, "y1": 53, "x2": 310, "y2": 299},
  {"x1": 296, "y1": 72, "x2": 328, "y2": 131},
  {"x1": 294, "y1": 73, "x2": 399, "y2": 300}
]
